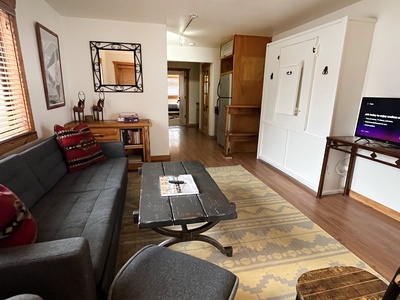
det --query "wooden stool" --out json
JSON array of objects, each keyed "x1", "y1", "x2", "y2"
[{"x1": 296, "y1": 266, "x2": 388, "y2": 300}]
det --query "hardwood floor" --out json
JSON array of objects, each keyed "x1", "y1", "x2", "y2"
[{"x1": 166, "y1": 126, "x2": 400, "y2": 281}]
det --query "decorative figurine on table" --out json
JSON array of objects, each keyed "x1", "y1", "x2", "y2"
[
  {"x1": 93, "y1": 91, "x2": 105, "y2": 121},
  {"x1": 73, "y1": 91, "x2": 85, "y2": 122}
]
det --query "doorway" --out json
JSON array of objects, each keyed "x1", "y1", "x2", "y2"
[{"x1": 168, "y1": 69, "x2": 189, "y2": 126}]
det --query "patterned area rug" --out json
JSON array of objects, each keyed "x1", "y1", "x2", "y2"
[{"x1": 118, "y1": 165, "x2": 379, "y2": 300}]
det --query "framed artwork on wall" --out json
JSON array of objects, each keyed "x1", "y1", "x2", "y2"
[{"x1": 35, "y1": 22, "x2": 65, "y2": 109}]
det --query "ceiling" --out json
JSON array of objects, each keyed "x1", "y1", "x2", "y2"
[{"x1": 43, "y1": 0, "x2": 362, "y2": 47}]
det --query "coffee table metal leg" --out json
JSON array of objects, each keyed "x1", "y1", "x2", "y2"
[{"x1": 151, "y1": 222, "x2": 233, "y2": 257}]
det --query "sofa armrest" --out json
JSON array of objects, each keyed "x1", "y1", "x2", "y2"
[
  {"x1": 100, "y1": 141, "x2": 126, "y2": 158},
  {"x1": 0, "y1": 237, "x2": 97, "y2": 300}
]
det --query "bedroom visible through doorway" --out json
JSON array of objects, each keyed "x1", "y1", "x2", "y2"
[{"x1": 168, "y1": 70, "x2": 187, "y2": 126}]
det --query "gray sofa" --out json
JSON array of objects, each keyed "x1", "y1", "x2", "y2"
[{"x1": 0, "y1": 136, "x2": 128, "y2": 300}]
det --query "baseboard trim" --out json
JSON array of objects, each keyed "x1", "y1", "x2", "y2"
[
  {"x1": 150, "y1": 155, "x2": 170, "y2": 162},
  {"x1": 350, "y1": 190, "x2": 400, "y2": 222}
]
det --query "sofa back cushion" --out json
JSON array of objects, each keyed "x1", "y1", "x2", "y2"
[
  {"x1": 54, "y1": 124, "x2": 106, "y2": 172},
  {"x1": 20, "y1": 136, "x2": 67, "y2": 193},
  {"x1": 0, "y1": 155, "x2": 46, "y2": 209}
]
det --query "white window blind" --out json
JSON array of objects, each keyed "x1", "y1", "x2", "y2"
[{"x1": 0, "y1": 8, "x2": 36, "y2": 152}]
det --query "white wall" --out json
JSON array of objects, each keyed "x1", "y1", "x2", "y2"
[
  {"x1": 16, "y1": 0, "x2": 169, "y2": 157},
  {"x1": 273, "y1": 0, "x2": 400, "y2": 211},
  {"x1": 61, "y1": 18, "x2": 168, "y2": 156},
  {"x1": 167, "y1": 45, "x2": 220, "y2": 136},
  {"x1": 16, "y1": 0, "x2": 68, "y2": 140}
]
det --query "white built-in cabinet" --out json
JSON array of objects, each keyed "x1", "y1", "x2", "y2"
[{"x1": 257, "y1": 16, "x2": 376, "y2": 193}]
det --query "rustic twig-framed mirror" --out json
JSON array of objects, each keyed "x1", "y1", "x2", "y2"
[{"x1": 90, "y1": 41, "x2": 143, "y2": 92}]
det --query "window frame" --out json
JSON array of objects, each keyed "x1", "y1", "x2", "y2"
[{"x1": 0, "y1": 0, "x2": 37, "y2": 156}]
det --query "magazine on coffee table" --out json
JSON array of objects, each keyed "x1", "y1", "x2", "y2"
[{"x1": 159, "y1": 174, "x2": 199, "y2": 196}]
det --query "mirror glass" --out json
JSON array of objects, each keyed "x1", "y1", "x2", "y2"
[{"x1": 90, "y1": 41, "x2": 143, "y2": 92}]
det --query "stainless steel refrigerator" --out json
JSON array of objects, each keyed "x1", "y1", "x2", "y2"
[{"x1": 215, "y1": 73, "x2": 232, "y2": 147}]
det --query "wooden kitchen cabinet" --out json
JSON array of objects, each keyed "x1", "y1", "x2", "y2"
[
  {"x1": 219, "y1": 34, "x2": 271, "y2": 154},
  {"x1": 65, "y1": 119, "x2": 151, "y2": 170}
]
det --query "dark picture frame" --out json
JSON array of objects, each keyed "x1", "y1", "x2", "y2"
[{"x1": 35, "y1": 22, "x2": 65, "y2": 109}]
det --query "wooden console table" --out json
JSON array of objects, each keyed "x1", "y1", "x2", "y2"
[
  {"x1": 65, "y1": 120, "x2": 151, "y2": 170},
  {"x1": 317, "y1": 136, "x2": 400, "y2": 198}
]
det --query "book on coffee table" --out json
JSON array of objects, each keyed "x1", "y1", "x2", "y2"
[{"x1": 159, "y1": 174, "x2": 199, "y2": 196}]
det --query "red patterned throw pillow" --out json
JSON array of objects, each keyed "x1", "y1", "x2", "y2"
[
  {"x1": 0, "y1": 184, "x2": 37, "y2": 248},
  {"x1": 54, "y1": 123, "x2": 106, "y2": 172}
]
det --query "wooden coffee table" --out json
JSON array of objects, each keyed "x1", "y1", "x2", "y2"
[{"x1": 135, "y1": 160, "x2": 237, "y2": 256}]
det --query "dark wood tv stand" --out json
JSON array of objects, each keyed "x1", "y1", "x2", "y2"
[{"x1": 317, "y1": 136, "x2": 400, "y2": 198}]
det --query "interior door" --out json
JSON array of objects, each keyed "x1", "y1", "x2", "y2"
[
  {"x1": 178, "y1": 71, "x2": 186, "y2": 124},
  {"x1": 273, "y1": 37, "x2": 318, "y2": 130},
  {"x1": 201, "y1": 63, "x2": 211, "y2": 135}
]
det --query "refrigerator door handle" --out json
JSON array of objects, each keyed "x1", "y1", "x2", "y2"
[{"x1": 215, "y1": 97, "x2": 220, "y2": 115}]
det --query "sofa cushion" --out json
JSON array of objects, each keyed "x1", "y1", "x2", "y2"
[
  {"x1": 0, "y1": 154, "x2": 46, "y2": 209},
  {"x1": 0, "y1": 185, "x2": 37, "y2": 248},
  {"x1": 19, "y1": 136, "x2": 67, "y2": 193},
  {"x1": 30, "y1": 187, "x2": 123, "y2": 283},
  {"x1": 54, "y1": 124, "x2": 105, "y2": 172},
  {"x1": 48, "y1": 157, "x2": 128, "y2": 194}
]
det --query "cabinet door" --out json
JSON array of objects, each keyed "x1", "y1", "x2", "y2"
[
  {"x1": 220, "y1": 38, "x2": 234, "y2": 58},
  {"x1": 260, "y1": 44, "x2": 281, "y2": 123},
  {"x1": 275, "y1": 61, "x2": 304, "y2": 116},
  {"x1": 267, "y1": 38, "x2": 316, "y2": 131}
]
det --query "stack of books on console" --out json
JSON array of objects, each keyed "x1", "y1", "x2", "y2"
[{"x1": 117, "y1": 112, "x2": 139, "y2": 122}]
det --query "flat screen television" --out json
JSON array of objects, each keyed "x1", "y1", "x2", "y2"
[{"x1": 354, "y1": 97, "x2": 400, "y2": 146}]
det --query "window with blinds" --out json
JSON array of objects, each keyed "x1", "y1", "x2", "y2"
[{"x1": 0, "y1": 6, "x2": 37, "y2": 155}]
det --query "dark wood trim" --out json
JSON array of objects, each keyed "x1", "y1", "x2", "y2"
[
  {"x1": 0, "y1": 0, "x2": 15, "y2": 14},
  {"x1": 0, "y1": 131, "x2": 38, "y2": 156}
]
